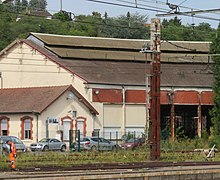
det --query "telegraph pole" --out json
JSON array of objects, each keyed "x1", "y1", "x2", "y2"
[
  {"x1": 60, "y1": 0, "x2": 63, "y2": 11},
  {"x1": 141, "y1": 18, "x2": 161, "y2": 160},
  {"x1": 150, "y1": 18, "x2": 161, "y2": 160}
]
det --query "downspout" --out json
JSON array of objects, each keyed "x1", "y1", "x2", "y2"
[
  {"x1": 0, "y1": 72, "x2": 3, "y2": 88},
  {"x1": 36, "y1": 113, "x2": 39, "y2": 142},
  {"x1": 198, "y1": 92, "x2": 202, "y2": 138},
  {"x1": 122, "y1": 86, "x2": 126, "y2": 135},
  {"x1": 32, "y1": 111, "x2": 39, "y2": 142}
]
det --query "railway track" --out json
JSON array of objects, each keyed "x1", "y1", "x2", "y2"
[
  {"x1": 2, "y1": 161, "x2": 220, "y2": 179},
  {"x1": 4, "y1": 161, "x2": 220, "y2": 172}
]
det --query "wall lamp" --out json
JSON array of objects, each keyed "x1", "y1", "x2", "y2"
[{"x1": 95, "y1": 90, "x2": 99, "y2": 95}]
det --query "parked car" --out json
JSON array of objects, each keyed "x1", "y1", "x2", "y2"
[
  {"x1": 75, "y1": 137, "x2": 118, "y2": 151},
  {"x1": 0, "y1": 136, "x2": 26, "y2": 152},
  {"x1": 30, "y1": 138, "x2": 66, "y2": 152},
  {"x1": 119, "y1": 138, "x2": 145, "y2": 150}
]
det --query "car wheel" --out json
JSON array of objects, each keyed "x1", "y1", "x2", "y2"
[
  {"x1": 61, "y1": 145, "x2": 66, "y2": 152},
  {"x1": 91, "y1": 146, "x2": 97, "y2": 152},
  {"x1": 43, "y1": 146, "x2": 49, "y2": 151}
]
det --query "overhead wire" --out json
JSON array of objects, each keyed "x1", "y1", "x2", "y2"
[
  {"x1": 85, "y1": 0, "x2": 220, "y2": 21},
  {"x1": 140, "y1": 0, "x2": 220, "y2": 16}
]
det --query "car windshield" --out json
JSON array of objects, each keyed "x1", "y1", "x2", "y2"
[
  {"x1": 81, "y1": 138, "x2": 90, "y2": 142},
  {"x1": 39, "y1": 138, "x2": 50, "y2": 143},
  {"x1": 127, "y1": 138, "x2": 138, "y2": 143},
  {"x1": 0, "y1": 137, "x2": 11, "y2": 143}
]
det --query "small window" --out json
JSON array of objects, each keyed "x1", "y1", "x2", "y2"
[
  {"x1": 0, "y1": 119, "x2": 8, "y2": 136},
  {"x1": 91, "y1": 138, "x2": 99, "y2": 142},
  {"x1": 53, "y1": 139, "x2": 60, "y2": 142},
  {"x1": 24, "y1": 119, "x2": 31, "y2": 139},
  {"x1": 20, "y1": 116, "x2": 33, "y2": 140},
  {"x1": 101, "y1": 138, "x2": 110, "y2": 143}
]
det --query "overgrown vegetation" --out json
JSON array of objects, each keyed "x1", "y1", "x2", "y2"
[
  {"x1": 0, "y1": 138, "x2": 218, "y2": 170},
  {"x1": 0, "y1": 1, "x2": 217, "y2": 51},
  {"x1": 210, "y1": 24, "x2": 220, "y2": 147}
]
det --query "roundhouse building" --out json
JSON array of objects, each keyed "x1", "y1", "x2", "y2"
[{"x1": 0, "y1": 33, "x2": 213, "y2": 144}]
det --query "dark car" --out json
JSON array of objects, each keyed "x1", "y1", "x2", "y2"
[
  {"x1": 30, "y1": 138, "x2": 66, "y2": 152},
  {"x1": 119, "y1": 138, "x2": 145, "y2": 150},
  {"x1": 75, "y1": 137, "x2": 118, "y2": 151},
  {"x1": 0, "y1": 136, "x2": 26, "y2": 152}
]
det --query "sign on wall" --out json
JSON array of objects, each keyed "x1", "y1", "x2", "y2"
[{"x1": 47, "y1": 118, "x2": 59, "y2": 124}]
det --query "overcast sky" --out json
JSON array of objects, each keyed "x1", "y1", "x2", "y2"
[{"x1": 47, "y1": 0, "x2": 220, "y2": 28}]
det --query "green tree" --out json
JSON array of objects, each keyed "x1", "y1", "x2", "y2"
[
  {"x1": 29, "y1": 0, "x2": 47, "y2": 10},
  {"x1": 53, "y1": 11, "x2": 73, "y2": 21},
  {"x1": 100, "y1": 12, "x2": 149, "y2": 39},
  {"x1": 210, "y1": 24, "x2": 220, "y2": 145},
  {"x1": 161, "y1": 17, "x2": 184, "y2": 41},
  {"x1": 21, "y1": 0, "x2": 28, "y2": 11}
]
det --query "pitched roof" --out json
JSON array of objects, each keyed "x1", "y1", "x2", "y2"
[
  {"x1": 27, "y1": 10, "x2": 52, "y2": 17},
  {"x1": 0, "y1": 85, "x2": 98, "y2": 115},
  {"x1": 29, "y1": 32, "x2": 211, "y2": 63},
  {"x1": 0, "y1": 33, "x2": 213, "y2": 88}
]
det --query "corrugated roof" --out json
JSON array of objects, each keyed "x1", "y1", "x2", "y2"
[
  {"x1": 21, "y1": 39, "x2": 213, "y2": 88},
  {"x1": 30, "y1": 32, "x2": 210, "y2": 53},
  {"x1": 0, "y1": 85, "x2": 98, "y2": 115},
  {"x1": 55, "y1": 58, "x2": 213, "y2": 87}
]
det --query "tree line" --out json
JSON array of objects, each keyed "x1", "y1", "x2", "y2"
[{"x1": 0, "y1": 1, "x2": 217, "y2": 51}]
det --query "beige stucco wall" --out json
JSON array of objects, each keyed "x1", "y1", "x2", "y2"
[
  {"x1": 40, "y1": 90, "x2": 95, "y2": 139},
  {"x1": 1, "y1": 90, "x2": 95, "y2": 147},
  {"x1": 0, "y1": 42, "x2": 146, "y2": 139},
  {"x1": 1, "y1": 114, "x2": 37, "y2": 147},
  {"x1": 0, "y1": 43, "x2": 88, "y2": 98}
]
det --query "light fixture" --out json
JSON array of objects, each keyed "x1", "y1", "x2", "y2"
[
  {"x1": 67, "y1": 110, "x2": 77, "y2": 118},
  {"x1": 95, "y1": 90, "x2": 99, "y2": 95},
  {"x1": 66, "y1": 92, "x2": 74, "y2": 100},
  {"x1": 72, "y1": 111, "x2": 77, "y2": 117}
]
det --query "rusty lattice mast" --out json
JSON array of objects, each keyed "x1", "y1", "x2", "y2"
[{"x1": 149, "y1": 18, "x2": 161, "y2": 160}]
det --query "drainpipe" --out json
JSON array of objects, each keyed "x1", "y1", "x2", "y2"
[
  {"x1": 0, "y1": 72, "x2": 3, "y2": 88},
  {"x1": 122, "y1": 86, "x2": 126, "y2": 135},
  {"x1": 32, "y1": 111, "x2": 39, "y2": 142},
  {"x1": 198, "y1": 92, "x2": 202, "y2": 138}
]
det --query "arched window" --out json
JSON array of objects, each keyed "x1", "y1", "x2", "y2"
[
  {"x1": 76, "y1": 116, "x2": 87, "y2": 137},
  {"x1": 20, "y1": 116, "x2": 33, "y2": 140},
  {"x1": 0, "y1": 116, "x2": 9, "y2": 136},
  {"x1": 61, "y1": 116, "x2": 73, "y2": 142}
]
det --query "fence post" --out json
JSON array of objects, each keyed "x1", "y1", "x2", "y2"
[
  {"x1": 116, "y1": 131, "x2": 118, "y2": 145},
  {"x1": 69, "y1": 130, "x2": 74, "y2": 151},
  {"x1": 98, "y1": 131, "x2": 100, "y2": 151},
  {"x1": 0, "y1": 138, "x2": 2, "y2": 157},
  {"x1": 110, "y1": 132, "x2": 112, "y2": 141},
  {"x1": 77, "y1": 130, "x2": 80, "y2": 152}
]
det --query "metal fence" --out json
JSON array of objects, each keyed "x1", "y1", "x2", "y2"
[{"x1": 69, "y1": 130, "x2": 147, "y2": 152}]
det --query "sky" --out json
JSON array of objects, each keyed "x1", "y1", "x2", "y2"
[{"x1": 47, "y1": 0, "x2": 220, "y2": 28}]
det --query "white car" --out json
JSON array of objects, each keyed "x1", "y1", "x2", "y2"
[
  {"x1": 76, "y1": 137, "x2": 118, "y2": 151},
  {"x1": 30, "y1": 138, "x2": 66, "y2": 152}
]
